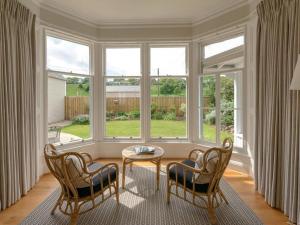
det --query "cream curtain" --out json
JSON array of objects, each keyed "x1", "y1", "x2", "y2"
[
  {"x1": 0, "y1": 0, "x2": 37, "y2": 210},
  {"x1": 255, "y1": 0, "x2": 300, "y2": 223}
]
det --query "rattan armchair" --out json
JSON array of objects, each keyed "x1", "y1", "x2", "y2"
[
  {"x1": 44, "y1": 144, "x2": 119, "y2": 225},
  {"x1": 166, "y1": 138, "x2": 233, "y2": 225}
]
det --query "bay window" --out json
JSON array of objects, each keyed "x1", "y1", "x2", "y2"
[{"x1": 44, "y1": 29, "x2": 246, "y2": 153}]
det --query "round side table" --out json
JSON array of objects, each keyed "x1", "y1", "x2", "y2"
[{"x1": 121, "y1": 145, "x2": 165, "y2": 191}]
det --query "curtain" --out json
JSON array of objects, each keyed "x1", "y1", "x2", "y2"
[
  {"x1": 0, "y1": 0, "x2": 37, "y2": 210},
  {"x1": 255, "y1": 0, "x2": 300, "y2": 223}
]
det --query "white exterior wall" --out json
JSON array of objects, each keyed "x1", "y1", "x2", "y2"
[{"x1": 48, "y1": 77, "x2": 66, "y2": 124}]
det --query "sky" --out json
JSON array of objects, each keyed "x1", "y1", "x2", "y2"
[
  {"x1": 47, "y1": 36, "x2": 90, "y2": 74},
  {"x1": 47, "y1": 35, "x2": 244, "y2": 76},
  {"x1": 204, "y1": 36, "x2": 244, "y2": 58}
]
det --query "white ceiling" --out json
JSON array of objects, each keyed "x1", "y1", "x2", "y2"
[{"x1": 35, "y1": 0, "x2": 248, "y2": 25}]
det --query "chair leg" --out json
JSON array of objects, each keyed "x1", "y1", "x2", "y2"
[
  {"x1": 167, "y1": 180, "x2": 171, "y2": 204},
  {"x1": 219, "y1": 189, "x2": 229, "y2": 205},
  {"x1": 166, "y1": 168, "x2": 171, "y2": 204},
  {"x1": 122, "y1": 159, "x2": 126, "y2": 189},
  {"x1": 70, "y1": 212, "x2": 79, "y2": 225},
  {"x1": 207, "y1": 195, "x2": 217, "y2": 225},
  {"x1": 115, "y1": 180, "x2": 119, "y2": 204},
  {"x1": 70, "y1": 201, "x2": 79, "y2": 225}
]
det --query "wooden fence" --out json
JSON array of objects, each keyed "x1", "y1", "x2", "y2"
[
  {"x1": 65, "y1": 96, "x2": 89, "y2": 120},
  {"x1": 65, "y1": 96, "x2": 186, "y2": 120}
]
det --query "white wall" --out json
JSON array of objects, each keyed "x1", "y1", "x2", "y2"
[{"x1": 48, "y1": 77, "x2": 66, "y2": 124}]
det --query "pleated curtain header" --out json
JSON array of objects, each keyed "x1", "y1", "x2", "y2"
[{"x1": 0, "y1": 0, "x2": 35, "y2": 27}]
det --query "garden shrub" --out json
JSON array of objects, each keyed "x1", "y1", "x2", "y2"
[
  {"x1": 169, "y1": 105, "x2": 176, "y2": 113},
  {"x1": 221, "y1": 102, "x2": 234, "y2": 127},
  {"x1": 151, "y1": 103, "x2": 158, "y2": 114},
  {"x1": 152, "y1": 111, "x2": 164, "y2": 120},
  {"x1": 115, "y1": 111, "x2": 126, "y2": 117},
  {"x1": 180, "y1": 103, "x2": 186, "y2": 114},
  {"x1": 106, "y1": 111, "x2": 114, "y2": 120},
  {"x1": 114, "y1": 115, "x2": 128, "y2": 121},
  {"x1": 128, "y1": 111, "x2": 140, "y2": 119},
  {"x1": 72, "y1": 114, "x2": 90, "y2": 125},
  {"x1": 205, "y1": 110, "x2": 216, "y2": 125},
  {"x1": 163, "y1": 112, "x2": 176, "y2": 121}
]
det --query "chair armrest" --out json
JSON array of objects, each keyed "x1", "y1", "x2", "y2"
[
  {"x1": 84, "y1": 162, "x2": 119, "y2": 177},
  {"x1": 166, "y1": 161, "x2": 209, "y2": 176},
  {"x1": 80, "y1": 152, "x2": 93, "y2": 164}
]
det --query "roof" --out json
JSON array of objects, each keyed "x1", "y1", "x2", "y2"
[
  {"x1": 106, "y1": 86, "x2": 140, "y2": 93},
  {"x1": 48, "y1": 73, "x2": 67, "y2": 81}
]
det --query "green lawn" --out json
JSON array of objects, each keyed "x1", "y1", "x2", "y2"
[
  {"x1": 66, "y1": 84, "x2": 89, "y2": 96},
  {"x1": 202, "y1": 122, "x2": 233, "y2": 142},
  {"x1": 62, "y1": 124, "x2": 90, "y2": 139},
  {"x1": 62, "y1": 120, "x2": 233, "y2": 141}
]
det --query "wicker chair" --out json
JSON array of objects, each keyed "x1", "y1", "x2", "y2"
[
  {"x1": 44, "y1": 144, "x2": 119, "y2": 225},
  {"x1": 166, "y1": 138, "x2": 233, "y2": 225}
]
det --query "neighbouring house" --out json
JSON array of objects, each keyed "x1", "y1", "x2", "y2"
[
  {"x1": 106, "y1": 85, "x2": 140, "y2": 97},
  {"x1": 48, "y1": 73, "x2": 66, "y2": 124}
]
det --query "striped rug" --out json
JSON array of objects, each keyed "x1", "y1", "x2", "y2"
[{"x1": 20, "y1": 166, "x2": 263, "y2": 225}]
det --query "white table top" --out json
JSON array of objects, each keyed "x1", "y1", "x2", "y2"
[{"x1": 122, "y1": 145, "x2": 164, "y2": 161}]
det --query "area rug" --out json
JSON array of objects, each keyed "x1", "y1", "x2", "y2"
[{"x1": 20, "y1": 166, "x2": 263, "y2": 225}]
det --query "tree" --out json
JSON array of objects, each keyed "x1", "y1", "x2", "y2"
[
  {"x1": 159, "y1": 78, "x2": 186, "y2": 95},
  {"x1": 221, "y1": 77, "x2": 234, "y2": 103},
  {"x1": 128, "y1": 78, "x2": 139, "y2": 85},
  {"x1": 82, "y1": 78, "x2": 89, "y2": 84},
  {"x1": 160, "y1": 78, "x2": 175, "y2": 95},
  {"x1": 66, "y1": 77, "x2": 79, "y2": 84}
]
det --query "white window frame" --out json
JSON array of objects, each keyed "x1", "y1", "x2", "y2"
[
  {"x1": 148, "y1": 44, "x2": 190, "y2": 141},
  {"x1": 102, "y1": 44, "x2": 144, "y2": 141},
  {"x1": 44, "y1": 29, "x2": 94, "y2": 147},
  {"x1": 198, "y1": 31, "x2": 246, "y2": 153}
]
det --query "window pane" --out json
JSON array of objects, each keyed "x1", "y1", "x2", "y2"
[
  {"x1": 201, "y1": 76, "x2": 216, "y2": 108},
  {"x1": 48, "y1": 73, "x2": 91, "y2": 144},
  {"x1": 47, "y1": 36, "x2": 90, "y2": 74},
  {"x1": 202, "y1": 108, "x2": 216, "y2": 143},
  {"x1": 105, "y1": 78, "x2": 141, "y2": 137},
  {"x1": 200, "y1": 75, "x2": 216, "y2": 142},
  {"x1": 150, "y1": 47, "x2": 186, "y2": 75},
  {"x1": 220, "y1": 72, "x2": 243, "y2": 149},
  {"x1": 204, "y1": 36, "x2": 244, "y2": 59},
  {"x1": 106, "y1": 48, "x2": 141, "y2": 76},
  {"x1": 150, "y1": 78, "x2": 187, "y2": 138}
]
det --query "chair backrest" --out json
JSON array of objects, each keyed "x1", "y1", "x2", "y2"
[
  {"x1": 44, "y1": 144, "x2": 88, "y2": 198},
  {"x1": 205, "y1": 138, "x2": 233, "y2": 193},
  {"x1": 222, "y1": 137, "x2": 233, "y2": 151}
]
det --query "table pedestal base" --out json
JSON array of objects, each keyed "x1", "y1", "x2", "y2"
[{"x1": 122, "y1": 158, "x2": 162, "y2": 191}]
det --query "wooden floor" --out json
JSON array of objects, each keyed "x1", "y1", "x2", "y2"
[{"x1": 0, "y1": 159, "x2": 289, "y2": 225}]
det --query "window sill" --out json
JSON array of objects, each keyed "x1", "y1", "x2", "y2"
[
  {"x1": 54, "y1": 139, "x2": 96, "y2": 151},
  {"x1": 149, "y1": 138, "x2": 190, "y2": 143}
]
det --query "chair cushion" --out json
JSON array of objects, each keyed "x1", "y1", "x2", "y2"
[
  {"x1": 194, "y1": 151, "x2": 218, "y2": 184},
  {"x1": 65, "y1": 155, "x2": 90, "y2": 188},
  {"x1": 76, "y1": 162, "x2": 117, "y2": 198},
  {"x1": 168, "y1": 159, "x2": 209, "y2": 193}
]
